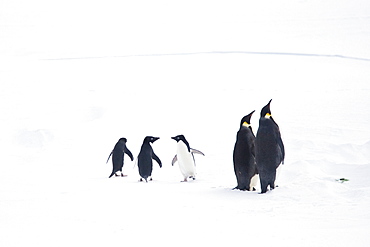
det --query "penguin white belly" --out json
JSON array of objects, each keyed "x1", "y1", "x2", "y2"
[
  {"x1": 177, "y1": 141, "x2": 196, "y2": 179},
  {"x1": 250, "y1": 174, "x2": 259, "y2": 191},
  {"x1": 275, "y1": 164, "x2": 283, "y2": 186}
]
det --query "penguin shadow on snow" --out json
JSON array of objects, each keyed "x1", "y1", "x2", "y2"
[{"x1": 171, "y1": 135, "x2": 205, "y2": 182}]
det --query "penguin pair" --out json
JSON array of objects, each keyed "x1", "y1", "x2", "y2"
[
  {"x1": 106, "y1": 136, "x2": 161, "y2": 181},
  {"x1": 171, "y1": 135, "x2": 205, "y2": 182},
  {"x1": 136, "y1": 135, "x2": 204, "y2": 182},
  {"x1": 233, "y1": 100, "x2": 285, "y2": 193}
]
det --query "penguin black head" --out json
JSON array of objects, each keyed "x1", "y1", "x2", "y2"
[
  {"x1": 171, "y1": 134, "x2": 191, "y2": 152},
  {"x1": 260, "y1": 99, "x2": 272, "y2": 118},
  {"x1": 171, "y1": 135, "x2": 186, "y2": 143},
  {"x1": 144, "y1": 136, "x2": 160, "y2": 143},
  {"x1": 118, "y1": 137, "x2": 127, "y2": 143},
  {"x1": 240, "y1": 110, "x2": 255, "y2": 128}
]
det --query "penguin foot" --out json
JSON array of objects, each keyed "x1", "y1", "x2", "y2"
[
  {"x1": 181, "y1": 176, "x2": 195, "y2": 182},
  {"x1": 121, "y1": 174, "x2": 127, "y2": 177},
  {"x1": 233, "y1": 186, "x2": 248, "y2": 191},
  {"x1": 139, "y1": 177, "x2": 150, "y2": 182}
]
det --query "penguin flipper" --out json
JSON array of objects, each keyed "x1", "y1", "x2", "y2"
[
  {"x1": 171, "y1": 155, "x2": 177, "y2": 166},
  {"x1": 190, "y1": 148, "x2": 205, "y2": 156},
  {"x1": 152, "y1": 152, "x2": 162, "y2": 168},
  {"x1": 124, "y1": 147, "x2": 134, "y2": 161},
  {"x1": 277, "y1": 137, "x2": 285, "y2": 164},
  {"x1": 106, "y1": 151, "x2": 113, "y2": 164}
]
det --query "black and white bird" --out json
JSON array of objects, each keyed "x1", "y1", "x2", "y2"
[
  {"x1": 137, "y1": 136, "x2": 162, "y2": 182},
  {"x1": 171, "y1": 135, "x2": 204, "y2": 182},
  {"x1": 233, "y1": 111, "x2": 258, "y2": 191},
  {"x1": 106, "y1": 138, "x2": 133, "y2": 178},
  {"x1": 255, "y1": 100, "x2": 285, "y2": 193}
]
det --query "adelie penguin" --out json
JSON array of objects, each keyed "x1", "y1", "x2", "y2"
[
  {"x1": 171, "y1": 135, "x2": 205, "y2": 182},
  {"x1": 137, "y1": 136, "x2": 162, "y2": 182},
  {"x1": 255, "y1": 99, "x2": 285, "y2": 193},
  {"x1": 106, "y1": 138, "x2": 134, "y2": 178},
  {"x1": 233, "y1": 111, "x2": 259, "y2": 191}
]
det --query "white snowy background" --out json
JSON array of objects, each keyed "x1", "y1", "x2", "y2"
[{"x1": 1, "y1": 0, "x2": 370, "y2": 246}]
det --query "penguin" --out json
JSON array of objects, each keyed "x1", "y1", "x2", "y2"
[
  {"x1": 171, "y1": 135, "x2": 205, "y2": 182},
  {"x1": 137, "y1": 136, "x2": 162, "y2": 182},
  {"x1": 106, "y1": 138, "x2": 134, "y2": 178},
  {"x1": 233, "y1": 110, "x2": 259, "y2": 191},
  {"x1": 255, "y1": 99, "x2": 285, "y2": 193}
]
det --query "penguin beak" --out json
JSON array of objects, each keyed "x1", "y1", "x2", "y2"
[{"x1": 153, "y1": 137, "x2": 160, "y2": 142}]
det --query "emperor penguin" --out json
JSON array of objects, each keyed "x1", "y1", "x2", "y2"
[
  {"x1": 137, "y1": 136, "x2": 162, "y2": 182},
  {"x1": 106, "y1": 138, "x2": 134, "y2": 178},
  {"x1": 255, "y1": 99, "x2": 285, "y2": 193},
  {"x1": 233, "y1": 111, "x2": 259, "y2": 191},
  {"x1": 171, "y1": 135, "x2": 205, "y2": 182}
]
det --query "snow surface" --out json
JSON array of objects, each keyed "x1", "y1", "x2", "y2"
[{"x1": 1, "y1": 0, "x2": 370, "y2": 246}]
